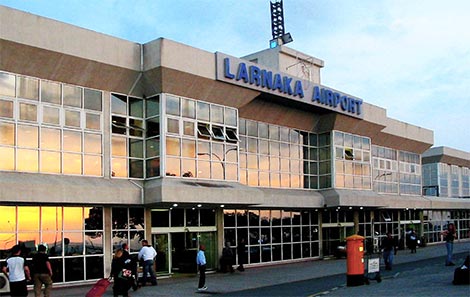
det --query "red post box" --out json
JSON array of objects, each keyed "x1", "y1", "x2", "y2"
[{"x1": 346, "y1": 234, "x2": 365, "y2": 286}]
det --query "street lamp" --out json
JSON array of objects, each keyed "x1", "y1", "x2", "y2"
[{"x1": 197, "y1": 147, "x2": 238, "y2": 180}]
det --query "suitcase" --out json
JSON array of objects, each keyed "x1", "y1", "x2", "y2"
[
  {"x1": 453, "y1": 267, "x2": 470, "y2": 285},
  {"x1": 86, "y1": 278, "x2": 111, "y2": 297}
]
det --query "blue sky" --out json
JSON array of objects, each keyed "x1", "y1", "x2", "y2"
[{"x1": 1, "y1": 0, "x2": 469, "y2": 152}]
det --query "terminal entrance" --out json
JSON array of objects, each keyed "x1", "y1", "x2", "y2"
[
  {"x1": 321, "y1": 224, "x2": 354, "y2": 258},
  {"x1": 152, "y1": 231, "x2": 216, "y2": 275}
]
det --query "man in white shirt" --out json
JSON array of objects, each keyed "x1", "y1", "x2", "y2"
[
  {"x1": 2, "y1": 245, "x2": 31, "y2": 296},
  {"x1": 196, "y1": 244, "x2": 207, "y2": 291},
  {"x1": 137, "y1": 240, "x2": 157, "y2": 286}
]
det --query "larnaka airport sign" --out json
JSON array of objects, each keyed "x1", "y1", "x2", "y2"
[{"x1": 216, "y1": 53, "x2": 364, "y2": 119}]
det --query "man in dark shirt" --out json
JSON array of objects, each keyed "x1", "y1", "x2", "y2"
[{"x1": 32, "y1": 244, "x2": 53, "y2": 297}]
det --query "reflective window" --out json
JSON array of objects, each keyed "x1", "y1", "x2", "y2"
[
  {"x1": 17, "y1": 76, "x2": 39, "y2": 100},
  {"x1": 0, "y1": 72, "x2": 15, "y2": 97},
  {"x1": 63, "y1": 85, "x2": 82, "y2": 108},
  {"x1": 19, "y1": 102, "x2": 37, "y2": 122},
  {"x1": 43, "y1": 106, "x2": 60, "y2": 125},
  {"x1": 0, "y1": 122, "x2": 14, "y2": 145},
  {"x1": 0, "y1": 99, "x2": 13, "y2": 118},
  {"x1": 84, "y1": 88, "x2": 102, "y2": 111},
  {"x1": 41, "y1": 80, "x2": 61, "y2": 105}
]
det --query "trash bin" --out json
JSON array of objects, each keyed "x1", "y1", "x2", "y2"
[{"x1": 346, "y1": 234, "x2": 365, "y2": 286}]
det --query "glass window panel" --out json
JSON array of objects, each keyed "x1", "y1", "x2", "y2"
[
  {"x1": 280, "y1": 143, "x2": 289, "y2": 157},
  {"x1": 225, "y1": 146, "x2": 238, "y2": 163},
  {"x1": 112, "y1": 136, "x2": 127, "y2": 157},
  {"x1": 18, "y1": 207, "x2": 39, "y2": 231},
  {"x1": 63, "y1": 85, "x2": 82, "y2": 107},
  {"x1": 146, "y1": 157, "x2": 160, "y2": 177},
  {"x1": 167, "y1": 118, "x2": 179, "y2": 134},
  {"x1": 197, "y1": 101, "x2": 210, "y2": 121},
  {"x1": 18, "y1": 125, "x2": 38, "y2": 148},
  {"x1": 0, "y1": 99, "x2": 13, "y2": 118},
  {"x1": 182, "y1": 98, "x2": 196, "y2": 118},
  {"x1": 270, "y1": 157, "x2": 279, "y2": 171},
  {"x1": 64, "y1": 207, "x2": 84, "y2": 230},
  {"x1": 165, "y1": 157, "x2": 180, "y2": 176},
  {"x1": 42, "y1": 106, "x2": 60, "y2": 125},
  {"x1": 280, "y1": 127, "x2": 289, "y2": 142},
  {"x1": 183, "y1": 121, "x2": 195, "y2": 136},
  {"x1": 129, "y1": 159, "x2": 143, "y2": 178},
  {"x1": 186, "y1": 209, "x2": 199, "y2": 226},
  {"x1": 146, "y1": 95, "x2": 160, "y2": 117},
  {"x1": 270, "y1": 172, "x2": 280, "y2": 187},
  {"x1": 212, "y1": 142, "x2": 224, "y2": 161},
  {"x1": 281, "y1": 173, "x2": 290, "y2": 187},
  {"x1": 146, "y1": 138, "x2": 159, "y2": 157},
  {"x1": 84, "y1": 88, "x2": 102, "y2": 111},
  {"x1": 166, "y1": 137, "x2": 180, "y2": 156},
  {"x1": 182, "y1": 159, "x2": 196, "y2": 177},
  {"x1": 0, "y1": 72, "x2": 15, "y2": 97},
  {"x1": 247, "y1": 138, "x2": 257, "y2": 153},
  {"x1": 280, "y1": 158, "x2": 289, "y2": 172},
  {"x1": 112, "y1": 158, "x2": 127, "y2": 177},
  {"x1": 197, "y1": 160, "x2": 210, "y2": 178},
  {"x1": 63, "y1": 153, "x2": 82, "y2": 174},
  {"x1": 269, "y1": 125, "x2": 279, "y2": 141},
  {"x1": 129, "y1": 139, "x2": 143, "y2": 158},
  {"x1": 166, "y1": 95, "x2": 180, "y2": 116},
  {"x1": 247, "y1": 154, "x2": 257, "y2": 169},
  {"x1": 19, "y1": 102, "x2": 37, "y2": 121},
  {"x1": 211, "y1": 161, "x2": 223, "y2": 179},
  {"x1": 246, "y1": 121, "x2": 258, "y2": 137},
  {"x1": 211, "y1": 105, "x2": 224, "y2": 124},
  {"x1": 334, "y1": 131, "x2": 344, "y2": 146},
  {"x1": 129, "y1": 119, "x2": 143, "y2": 137},
  {"x1": 198, "y1": 141, "x2": 210, "y2": 157},
  {"x1": 18, "y1": 232, "x2": 40, "y2": 256},
  {"x1": 259, "y1": 171, "x2": 269, "y2": 186},
  {"x1": 129, "y1": 97, "x2": 143, "y2": 117},
  {"x1": 0, "y1": 147, "x2": 14, "y2": 170},
  {"x1": 17, "y1": 149, "x2": 38, "y2": 172},
  {"x1": 182, "y1": 139, "x2": 196, "y2": 158},
  {"x1": 86, "y1": 113, "x2": 101, "y2": 130},
  {"x1": 247, "y1": 170, "x2": 258, "y2": 186},
  {"x1": 41, "y1": 151, "x2": 61, "y2": 173},
  {"x1": 0, "y1": 122, "x2": 14, "y2": 145},
  {"x1": 84, "y1": 155, "x2": 102, "y2": 176},
  {"x1": 63, "y1": 233, "x2": 83, "y2": 256},
  {"x1": 111, "y1": 116, "x2": 126, "y2": 135},
  {"x1": 225, "y1": 163, "x2": 238, "y2": 181},
  {"x1": 112, "y1": 208, "x2": 128, "y2": 229},
  {"x1": 39, "y1": 127, "x2": 60, "y2": 150},
  {"x1": 65, "y1": 109, "x2": 81, "y2": 127},
  {"x1": 17, "y1": 76, "x2": 39, "y2": 100},
  {"x1": 41, "y1": 80, "x2": 61, "y2": 105},
  {"x1": 224, "y1": 107, "x2": 237, "y2": 126},
  {"x1": 63, "y1": 130, "x2": 81, "y2": 152},
  {"x1": 270, "y1": 142, "x2": 280, "y2": 156},
  {"x1": 84, "y1": 133, "x2": 102, "y2": 154},
  {"x1": 85, "y1": 233, "x2": 103, "y2": 255},
  {"x1": 41, "y1": 207, "x2": 63, "y2": 232}
]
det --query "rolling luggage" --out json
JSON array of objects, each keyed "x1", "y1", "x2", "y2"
[{"x1": 86, "y1": 278, "x2": 111, "y2": 297}]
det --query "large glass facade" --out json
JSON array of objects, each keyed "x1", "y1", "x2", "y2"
[
  {"x1": 398, "y1": 151, "x2": 421, "y2": 195},
  {"x1": 0, "y1": 71, "x2": 103, "y2": 176},
  {"x1": 162, "y1": 95, "x2": 239, "y2": 181},
  {"x1": 372, "y1": 145, "x2": 398, "y2": 193},
  {"x1": 0, "y1": 206, "x2": 104, "y2": 283},
  {"x1": 111, "y1": 93, "x2": 145, "y2": 178},
  {"x1": 111, "y1": 207, "x2": 145, "y2": 252},
  {"x1": 333, "y1": 131, "x2": 371, "y2": 189},
  {"x1": 223, "y1": 209, "x2": 320, "y2": 264}
]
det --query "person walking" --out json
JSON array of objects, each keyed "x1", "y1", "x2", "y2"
[
  {"x1": 381, "y1": 232, "x2": 397, "y2": 270},
  {"x1": 1, "y1": 245, "x2": 31, "y2": 297},
  {"x1": 442, "y1": 223, "x2": 456, "y2": 266},
  {"x1": 236, "y1": 238, "x2": 246, "y2": 272},
  {"x1": 408, "y1": 229, "x2": 418, "y2": 254},
  {"x1": 32, "y1": 244, "x2": 53, "y2": 297},
  {"x1": 196, "y1": 244, "x2": 207, "y2": 291},
  {"x1": 110, "y1": 249, "x2": 132, "y2": 297},
  {"x1": 121, "y1": 243, "x2": 138, "y2": 291},
  {"x1": 137, "y1": 239, "x2": 157, "y2": 286},
  {"x1": 220, "y1": 242, "x2": 234, "y2": 273}
]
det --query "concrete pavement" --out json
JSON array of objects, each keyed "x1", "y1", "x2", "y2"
[{"x1": 33, "y1": 241, "x2": 470, "y2": 296}]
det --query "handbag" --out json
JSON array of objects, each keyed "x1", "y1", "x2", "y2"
[{"x1": 118, "y1": 269, "x2": 132, "y2": 280}]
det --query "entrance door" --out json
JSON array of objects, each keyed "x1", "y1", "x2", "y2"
[
  {"x1": 170, "y1": 231, "x2": 217, "y2": 273},
  {"x1": 322, "y1": 225, "x2": 354, "y2": 257},
  {"x1": 152, "y1": 234, "x2": 169, "y2": 274}
]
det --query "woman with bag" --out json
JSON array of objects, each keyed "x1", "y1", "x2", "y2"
[{"x1": 110, "y1": 249, "x2": 132, "y2": 297}]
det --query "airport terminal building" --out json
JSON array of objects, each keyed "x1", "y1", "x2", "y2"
[{"x1": 1, "y1": 6, "x2": 469, "y2": 286}]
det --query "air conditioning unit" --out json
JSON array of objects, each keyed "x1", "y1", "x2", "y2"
[{"x1": 0, "y1": 272, "x2": 10, "y2": 294}]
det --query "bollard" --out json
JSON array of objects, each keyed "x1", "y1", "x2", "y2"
[{"x1": 346, "y1": 234, "x2": 365, "y2": 286}]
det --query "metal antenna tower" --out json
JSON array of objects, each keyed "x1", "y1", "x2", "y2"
[{"x1": 269, "y1": 0, "x2": 293, "y2": 48}]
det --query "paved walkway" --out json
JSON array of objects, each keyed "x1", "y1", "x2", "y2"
[{"x1": 35, "y1": 241, "x2": 470, "y2": 296}]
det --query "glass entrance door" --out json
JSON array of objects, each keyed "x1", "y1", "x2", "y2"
[
  {"x1": 152, "y1": 234, "x2": 169, "y2": 274},
  {"x1": 170, "y1": 231, "x2": 217, "y2": 273}
]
